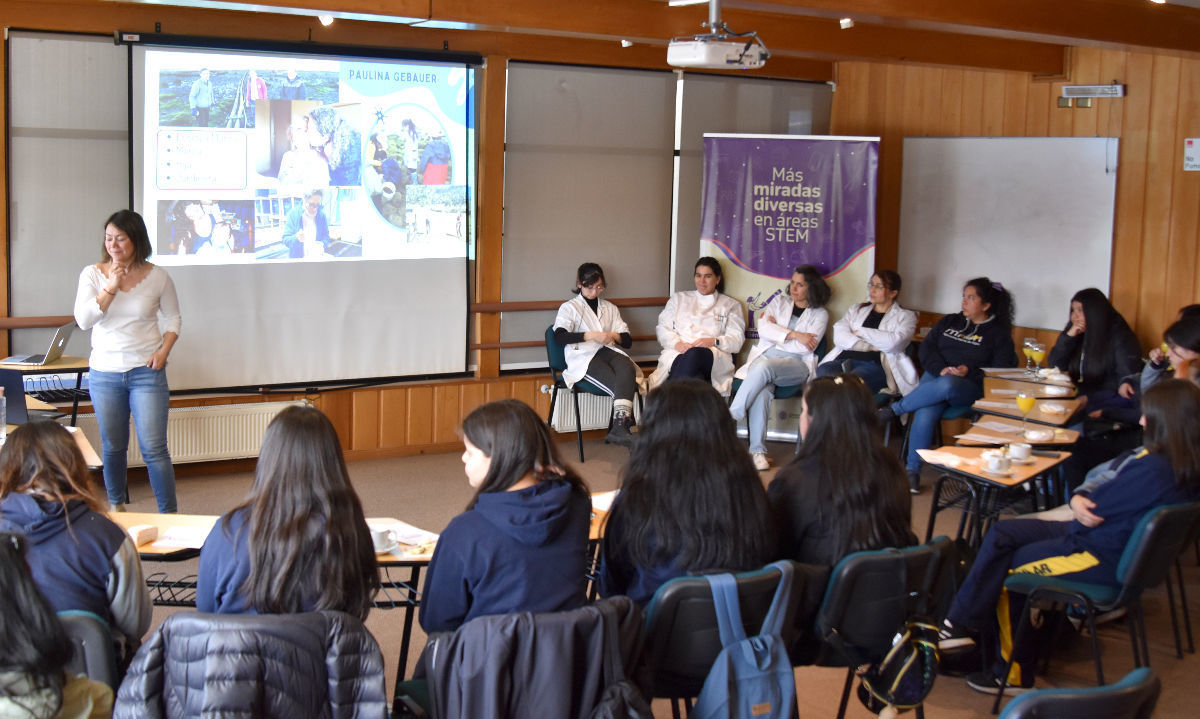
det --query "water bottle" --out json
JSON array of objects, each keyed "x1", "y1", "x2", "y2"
[{"x1": 0, "y1": 387, "x2": 6, "y2": 444}]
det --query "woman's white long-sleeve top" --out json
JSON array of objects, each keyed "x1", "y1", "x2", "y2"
[
  {"x1": 647, "y1": 290, "x2": 745, "y2": 395},
  {"x1": 553, "y1": 295, "x2": 643, "y2": 387},
  {"x1": 818, "y1": 301, "x2": 918, "y2": 395},
  {"x1": 735, "y1": 292, "x2": 829, "y2": 381}
]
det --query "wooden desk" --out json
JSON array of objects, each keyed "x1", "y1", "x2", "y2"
[
  {"x1": 982, "y1": 367, "x2": 1073, "y2": 388},
  {"x1": 919, "y1": 446, "x2": 1072, "y2": 549},
  {"x1": 954, "y1": 416, "x2": 1080, "y2": 447},
  {"x1": 983, "y1": 377, "x2": 1076, "y2": 400},
  {"x1": 0, "y1": 356, "x2": 90, "y2": 424},
  {"x1": 5, "y1": 423, "x2": 100, "y2": 467},
  {"x1": 972, "y1": 397, "x2": 1083, "y2": 426}
]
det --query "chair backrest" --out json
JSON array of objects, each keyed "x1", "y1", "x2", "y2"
[
  {"x1": 545, "y1": 325, "x2": 568, "y2": 373},
  {"x1": 998, "y1": 667, "x2": 1160, "y2": 719},
  {"x1": 639, "y1": 561, "x2": 802, "y2": 699},
  {"x1": 1115, "y1": 501, "x2": 1200, "y2": 599},
  {"x1": 814, "y1": 536, "x2": 954, "y2": 664},
  {"x1": 58, "y1": 610, "x2": 119, "y2": 690}
]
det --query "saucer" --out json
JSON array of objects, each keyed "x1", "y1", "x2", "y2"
[
  {"x1": 1043, "y1": 385, "x2": 1070, "y2": 396},
  {"x1": 980, "y1": 467, "x2": 1016, "y2": 478},
  {"x1": 374, "y1": 541, "x2": 399, "y2": 555},
  {"x1": 1009, "y1": 457, "x2": 1036, "y2": 465},
  {"x1": 1024, "y1": 429, "x2": 1054, "y2": 441}
]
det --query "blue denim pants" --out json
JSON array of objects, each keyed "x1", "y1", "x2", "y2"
[
  {"x1": 816, "y1": 357, "x2": 888, "y2": 393},
  {"x1": 891, "y1": 371, "x2": 982, "y2": 472},
  {"x1": 88, "y1": 366, "x2": 177, "y2": 513},
  {"x1": 729, "y1": 346, "x2": 810, "y2": 454}
]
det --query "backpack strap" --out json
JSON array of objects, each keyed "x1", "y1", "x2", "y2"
[
  {"x1": 704, "y1": 573, "x2": 747, "y2": 648},
  {"x1": 758, "y1": 560, "x2": 795, "y2": 638}
]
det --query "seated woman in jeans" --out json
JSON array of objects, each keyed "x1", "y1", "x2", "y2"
[{"x1": 877, "y1": 277, "x2": 1016, "y2": 493}]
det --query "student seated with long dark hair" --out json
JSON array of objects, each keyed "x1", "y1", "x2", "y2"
[
  {"x1": 941, "y1": 379, "x2": 1200, "y2": 695},
  {"x1": 599, "y1": 379, "x2": 775, "y2": 605},
  {"x1": 419, "y1": 400, "x2": 592, "y2": 634},
  {"x1": 0, "y1": 531, "x2": 113, "y2": 718},
  {"x1": 1048, "y1": 287, "x2": 1141, "y2": 415},
  {"x1": 0, "y1": 422, "x2": 151, "y2": 658},
  {"x1": 769, "y1": 375, "x2": 917, "y2": 567},
  {"x1": 196, "y1": 405, "x2": 379, "y2": 619}
]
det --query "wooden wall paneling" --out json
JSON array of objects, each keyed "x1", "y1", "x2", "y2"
[
  {"x1": 350, "y1": 389, "x2": 381, "y2": 451},
  {"x1": 1048, "y1": 79, "x2": 1074, "y2": 136},
  {"x1": 433, "y1": 384, "x2": 462, "y2": 444},
  {"x1": 1002, "y1": 72, "x2": 1029, "y2": 136},
  {"x1": 958, "y1": 70, "x2": 986, "y2": 135},
  {"x1": 917, "y1": 68, "x2": 943, "y2": 132},
  {"x1": 1025, "y1": 78, "x2": 1052, "y2": 137},
  {"x1": 833, "y1": 63, "x2": 871, "y2": 135},
  {"x1": 1069, "y1": 47, "x2": 1102, "y2": 138},
  {"x1": 980, "y1": 71, "x2": 1007, "y2": 137},
  {"x1": 509, "y1": 377, "x2": 540, "y2": 411},
  {"x1": 1136, "y1": 54, "x2": 1183, "y2": 337},
  {"x1": 939, "y1": 69, "x2": 965, "y2": 136},
  {"x1": 379, "y1": 387, "x2": 408, "y2": 448},
  {"x1": 1165, "y1": 58, "x2": 1200, "y2": 318},
  {"x1": 898, "y1": 66, "x2": 924, "y2": 136},
  {"x1": 315, "y1": 390, "x2": 353, "y2": 450},
  {"x1": 866, "y1": 63, "x2": 890, "y2": 137},
  {"x1": 1111, "y1": 51, "x2": 1154, "y2": 332},
  {"x1": 460, "y1": 382, "x2": 488, "y2": 421},
  {"x1": 405, "y1": 386, "x2": 435, "y2": 445},
  {"x1": 1095, "y1": 51, "x2": 1128, "y2": 140},
  {"x1": 474, "y1": 56, "x2": 508, "y2": 379}
]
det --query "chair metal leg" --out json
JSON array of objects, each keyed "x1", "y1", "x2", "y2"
[
  {"x1": 1136, "y1": 602, "x2": 1151, "y2": 667},
  {"x1": 1086, "y1": 611, "x2": 1105, "y2": 685},
  {"x1": 572, "y1": 389, "x2": 585, "y2": 463},
  {"x1": 547, "y1": 383, "x2": 558, "y2": 425},
  {"x1": 1177, "y1": 556, "x2": 1195, "y2": 653},
  {"x1": 670, "y1": 698, "x2": 682, "y2": 719},
  {"x1": 836, "y1": 667, "x2": 854, "y2": 719},
  {"x1": 993, "y1": 602, "x2": 1034, "y2": 715},
  {"x1": 1167, "y1": 567, "x2": 1184, "y2": 659}
]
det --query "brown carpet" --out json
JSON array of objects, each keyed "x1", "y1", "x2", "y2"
[{"x1": 125, "y1": 437, "x2": 1200, "y2": 717}]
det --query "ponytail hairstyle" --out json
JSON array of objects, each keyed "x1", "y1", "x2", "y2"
[
  {"x1": 0, "y1": 531, "x2": 72, "y2": 714},
  {"x1": 964, "y1": 276, "x2": 1015, "y2": 328},
  {"x1": 695, "y1": 256, "x2": 725, "y2": 294},
  {"x1": 793, "y1": 375, "x2": 916, "y2": 557},
  {"x1": 460, "y1": 400, "x2": 589, "y2": 509},
  {"x1": 573, "y1": 262, "x2": 607, "y2": 295},
  {"x1": 230, "y1": 405, "x2": 379, "y2": 620},
  {"x1": 1062, "y1": 288, "x2": 1135, "y2": 385},
  {"x1": 1140, "y1": 379, "x2": 1200, "y2": 490}
]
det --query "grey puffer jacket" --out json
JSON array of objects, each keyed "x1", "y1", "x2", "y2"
[{"x1": 113, "y1": 610, "x2": 387, "y2": 719}]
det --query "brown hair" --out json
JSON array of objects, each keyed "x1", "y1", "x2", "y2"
[
  {"x1": 0, "y1": 421, "x2": 104, "y2": 511},
  {"x1": 1141, "y1": 379, "x2": 1200, "y2": 489}
]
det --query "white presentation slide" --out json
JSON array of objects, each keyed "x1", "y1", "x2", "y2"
[{"x1": 140, "y1": 49, "x2": 471, "y2": 266}]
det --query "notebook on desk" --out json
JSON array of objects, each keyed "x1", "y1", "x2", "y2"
[{"x1": 1, "y1": 322, "x2": 74, "y2": 365}]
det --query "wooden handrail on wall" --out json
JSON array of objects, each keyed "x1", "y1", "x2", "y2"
[
  {"x1": 470, "y1": 334, "x2": 657, "y2": 351},
  {"x1": 469, "y1": 298, "x2": 668, "y2": 351},
  {"x1": 0, "y1": 315, "x2": 75, "y2": 330}
]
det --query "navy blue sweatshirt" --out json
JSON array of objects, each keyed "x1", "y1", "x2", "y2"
[
  {"x1": 419, "y1": 479, "x2": 591, "y2": 633},
  {"x1": 919, "y1": 313, "x2": 1017, "y2": 384}
]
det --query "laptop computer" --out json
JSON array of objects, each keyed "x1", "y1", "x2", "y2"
[
  {"x1": 1, "y1": 322, "x2": 75, "y2": 365},
  {"x1": 0, "y1": 369, "x2": 28, "y2": 425}
]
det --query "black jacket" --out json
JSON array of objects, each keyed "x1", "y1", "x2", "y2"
[
  {"x1": 1048, "y1": 321, "x2": 1142, "y2": 397},
  {"x1": 113, "y1": 610, "x2": 387, "y2": 719}
]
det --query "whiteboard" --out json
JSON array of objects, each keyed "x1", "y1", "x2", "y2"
[{"x1": 897, "y1": 137, "x2": 1118, "y2": 330}]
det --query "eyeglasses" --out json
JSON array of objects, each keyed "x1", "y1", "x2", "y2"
[{"x1": 867, "y1": 283, "x2": 887, "y2": 290}]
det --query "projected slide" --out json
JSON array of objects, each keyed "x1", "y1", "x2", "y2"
[{"x1": 141, "y1": 50, "x2": 471, "y2": 265}]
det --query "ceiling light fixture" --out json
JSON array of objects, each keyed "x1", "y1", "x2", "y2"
[
  {"x1": 668, "y1": 0, "x2": 711, "y2": 6},
  {"x1": 318, "y1": 14, "x2": 334, "y2": 26},
  {"x1": 839, "y1": 17, "x2": 854, "y2": 29}
]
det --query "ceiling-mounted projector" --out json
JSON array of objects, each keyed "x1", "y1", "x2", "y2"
[
  {"x1": 667, "y1": 37, "x2": 768, "y2": 69},
  {"x1": 667, "y1": 0, "x2": 769, "y2": 70}
]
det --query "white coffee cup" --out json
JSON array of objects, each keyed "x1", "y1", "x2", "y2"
[
  {"x1": 370, "y1": 527, "x2": 396, "y2": 553},
  {"x1": 1009, "y1": 442, "x2": 1032, "y2": 461},
  {"x1": 983, "y1": 451, "x2": 1011, "y2": 474}
]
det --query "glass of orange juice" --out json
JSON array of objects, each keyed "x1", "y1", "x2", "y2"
[
  {"x1": 1016, "y1": 391, "x2": 1036, "y2": 433},
  {"x1": 1029, "y1": 342, "x2": 1047, "y2": 372},
  {"x1": 1022, "y1": 339, "x2": 1036, "y2": 376}
]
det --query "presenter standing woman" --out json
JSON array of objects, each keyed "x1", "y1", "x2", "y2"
[
  {"x1": 877, "y1": 277, "x2": 1016, "y2": 493},
  {"x1": 74, "y1": 210, "x2": 181, "y2": 513},
  {"x1": 729, "y1": 264, "x2": 830, "y2": 471},
  {"x1": 554, "y1": 263, "x2": 643, "y2": 447},
  {"x1": 647, "y1": 257, "x2": 745, "y2": 396}
]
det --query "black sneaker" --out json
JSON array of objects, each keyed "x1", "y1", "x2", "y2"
[
  {"x1": 937, "y1": 621, "x2": 977, "y2": 653},
  {"x1": 604, "y1": 416, "x2": 635, "y2": 448},
  {"x1": 908, "y1": 470, "x2": 922, "y2": 495},
  {"x1": 965, "y1": 671, "x2": 1033, "y2": 696},
  {"x1": 876, "y1": 405, "x2": 898, "y2": 425}
]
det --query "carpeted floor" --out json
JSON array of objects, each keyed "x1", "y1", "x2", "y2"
[{"x1": 124, "y1": 436, "x2": 1200, "y2": 718}]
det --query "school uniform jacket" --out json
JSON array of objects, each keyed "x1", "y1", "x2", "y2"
[
  {"x1": 648, "y1": 290, "x2": 746, "y2": 396},
  {"x1": 735, "y1": 292, "x2": 829, "y2": 382},
  {"x1": 819, "y1": 301, "x2": 919, "y2": 395},
  {"x1": 553, "y1": 295, "x2": 642, "y2": 387}
]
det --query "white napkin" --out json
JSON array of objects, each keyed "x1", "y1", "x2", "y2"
[
  {"x1": 955, "y1": 432, "x2": 1010, "y2": 444},
  {"x1": 976, "y1": 400, "x2": 1017, "y2": 409},
  {"x1": 916, "y1": 449, "x2": 966, "y2": 468}
]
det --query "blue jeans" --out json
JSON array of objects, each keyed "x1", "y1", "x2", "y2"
[
  {"x1": 729, "y1": 347, "x2": 810, "y2": 454},
  {"x1": 89, "y1": 366, "x2": 177, "y2": 513},
  {"x1": 816, "y1": 357, "x2": 888, "y2": 393},
  {"x1": 891, "y1": 372, "x2": 982, "y2": 472}
]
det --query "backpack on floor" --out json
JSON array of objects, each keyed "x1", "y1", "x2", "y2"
[
  {"x1": 691, "y1": 561, "x2": 796, "y2": 719},
  {"x1": 856, "y1": 617, "x2": 940, "y2": 715}
]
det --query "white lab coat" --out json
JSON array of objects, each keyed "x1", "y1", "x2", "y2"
[
  {"x1": 553, "y1": 295, "x2": 643, "y2": 387},
  {"x1": 818, "y1": 301, "x2": 919, "y2": 395},
  {"x1": 735, "y1": 293, "x2": 829, "y2": 382},
  {"x1": 648, "y1": 290, "x2": 746, "y2": 396}
]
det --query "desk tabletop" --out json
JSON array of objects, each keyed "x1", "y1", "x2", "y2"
[
  {"x1": 921, "y1": 446, "x2": 1072, "y2": 488},
  {"x1": 972, "y1": 396, "x2": 1082, "y2": 426},
  {"x1": 982, "y1": 367, "x2": 1073, "y2": 388},
  {"x1": 0, "y1": 356, "x2": 89, "y2": 373},
  {"x1": 955, "y1": 416, "x2": 1080, "y2": 446},
  {"x1": 983, "y1": 377, "x2": 1077, "y2": 400}
]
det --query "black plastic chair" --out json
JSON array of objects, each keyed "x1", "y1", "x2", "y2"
[
  {"x1": 638, "y1": 561, "x2": 804, "y2": 719},
  {"x1": 806, "y1": 537, "x2": 956, "y2": 719},
  {"x1": 58, "y1": 610, "x2": 120, "y2": 691},
  {"x1": 544, "y1": 325, "x2": 638, "y2": 462},
  {"x1": 995, "y1": 501, "x2": 1200, "y2": 713},
  {"x1": 998, "y1": 667, "x2": 1160, "y2": 719}
]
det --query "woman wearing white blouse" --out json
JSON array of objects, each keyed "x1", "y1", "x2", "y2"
[
  {"x1": 74, "y1": 210, "x2": 182, "y2": 513},
  {"x1": 647, "y1": 257, "x2": 745, "y2": 395}
]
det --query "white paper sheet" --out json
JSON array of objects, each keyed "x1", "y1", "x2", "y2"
[{"x1": 150, "y1": 526, "x2": 210, "y2": 549}]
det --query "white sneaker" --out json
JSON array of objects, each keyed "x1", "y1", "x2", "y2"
[{"x1": 752, "y1": 452, "x2": 770, "y2": 471}]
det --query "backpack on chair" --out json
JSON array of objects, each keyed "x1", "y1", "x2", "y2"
[
  {"x1": 856, "y1": 617, "x2": 940, "y2": 716},
  {"x1": 691, "y1": 560, "x2": 797, "y2": 719}
]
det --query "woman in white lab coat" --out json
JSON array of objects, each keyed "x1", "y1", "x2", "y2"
[
  {"x1": 817, "y1": 269, "x2": 918, "y2": 396},
  {"x1": 729, "y1": 265, "x2": 830, "y2": 471},
  {"x1": 647, "y1": 257, "x2": 745, "y2": 396},
  {"x1": 553, "y1": 263, "x2": 643, "y2": 447}
]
